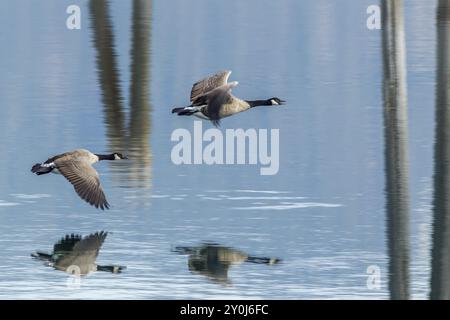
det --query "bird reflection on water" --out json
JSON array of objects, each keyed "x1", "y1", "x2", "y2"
[
  {"x1": 31, "y1": 231, "x2": 125, "y2": 276},
  {"x1": 173, "y1": 243, "x2": 281, "y2": 285}
]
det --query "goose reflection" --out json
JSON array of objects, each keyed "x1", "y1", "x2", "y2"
[
  {"x1": 382, "y1": 0, "x2": 410, "y2": 300},
  {"x1": 31, "y1": 231, "x2": 125, "y2": 275},
  {"x1": 430, "y1": 0, "x2": 450, "y2": 300},
  {"x1": 174, "y1": 243, "x2": 281, "y2": 285},
  {"x1": 89, "y1": 0, "x2": 153, "y2": 189}
]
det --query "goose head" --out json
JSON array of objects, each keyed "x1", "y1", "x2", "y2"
[
  {"x1": 268, "y1": 97, "x2": 286, "y2": 106},
  {"x1": 113, "y1": 152, "x2": 128, "y2": 160}
]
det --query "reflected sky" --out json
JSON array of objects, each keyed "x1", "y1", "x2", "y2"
[{"x1": 0, "y1": 0, "x2": 444, "y2": 299}]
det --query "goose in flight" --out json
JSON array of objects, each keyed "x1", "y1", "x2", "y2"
[
  {"x1": 172, "y1": 70, "x2": 285, "y2": 126},
  {"x1": 31, "y1": 231, "x2": 125, "y2": 275},
  {"x1": 31, "y1": 149, "x2": 128, "y2": 210}
]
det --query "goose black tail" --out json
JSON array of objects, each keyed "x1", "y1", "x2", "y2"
[
  {"x1": 31, "y1": 251, "x2": 52, "y2": 261},
  {"x1": 246, "y1": 256, "x2": 281, "y2": 265},
  {"x1": 31, "y1": 163, "x2": 53, "y2": 175},
  {"x1": 172, "y1": 106, "x2": 198, "y2": 116},
  {"x1": 172, "y1": 107, "x2": 185, "y2": 114},
  {"x1": 97, "y1": 265, "x2": 126, "y2": 273}
]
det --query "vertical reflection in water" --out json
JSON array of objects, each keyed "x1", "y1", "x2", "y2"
[
  {"x1": 89, "y1": 0, "x2": 126, "y2": 151},
  {"x1": 381, "y1": 0, "x2": 410, "y2": 300},
  {"x1": 89, "y1": 0, "x2": 153, "y2": 190},
  {"x1": 430, "y1": 0, "x2": 450, "y2": 300},
  {"x1": 128, "y1": 0, "x2": 153, "y2": 189}
]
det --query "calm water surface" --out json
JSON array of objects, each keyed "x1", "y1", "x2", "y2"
[{"x1": 0, "y1": 0, "x2": 445, "y2": 299}]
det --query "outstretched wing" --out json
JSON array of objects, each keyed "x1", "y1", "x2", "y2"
[
  {"x1": 73, "y1": 231, "x2": 107, "y2": 258},
  {"x1": 56, "y1": 232, "x2": 108, "y2": 273},
  {"x1": 190, "y1": 70, "x2": 231, "y2": 103},
  {"x1": 44, "y1": 151, "x2": 74, "y2": 164},
  {"x1": 54, "y1": 234, "x2": 83, "y2": 254},
  {"x1": 55, "y1": 160, "x2": 110, "y2": 210}
]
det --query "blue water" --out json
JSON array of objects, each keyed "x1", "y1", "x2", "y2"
[{"x1": 0, "y1": 0, "x2": 442, "y2": 299}]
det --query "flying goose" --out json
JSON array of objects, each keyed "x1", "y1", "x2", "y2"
[
  {"x1": 31, "y1": 149, "x2": 128, "y2": 210},
  {"x1": 31, "y1": 231, "x2": 125, "y2": 275},
  {"x1": 172, "y1": 70, "x2": 285, "y2": 126}
]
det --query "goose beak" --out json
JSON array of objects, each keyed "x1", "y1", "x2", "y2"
[
  {"x1": 123, "y1": 156, "x2": 129, "y2": 159},
  {"x1": 279, "y1": 99, "x2": 286, "y2": 105}
]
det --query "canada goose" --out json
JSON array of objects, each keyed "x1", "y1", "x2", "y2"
[
  {"x1": 173, "y1": 243, "x2": 281, "y2": 284},
  {"x1": 31, "y1": 149, "x2": 128, "y2": 210},
  {"x1": 31, "y1": 231, "x2": 125, "y2": 275},
  {"x1": 172, "y1": 70, "x2": 285, "y2": 126}
]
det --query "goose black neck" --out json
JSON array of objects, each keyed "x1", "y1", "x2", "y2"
[
  {"x1": 97, "y1": 265, "x2": 114, "y2": 272},
  {"x1": 96, "y1": 154, "x2": 115, "y2": 161},
  {"x1": 97, "y1": 265, "x2": 123, "y2": 273},
  {"x1": 246, "y1": 99, "x2": 271, "y2": 108}
]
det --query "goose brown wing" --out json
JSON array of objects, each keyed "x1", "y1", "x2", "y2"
[
  {"x1": 55, "y1": 160, "x2": 110, "y2": 210},
  {"x1": 72, "y1": 231, "x2": 107, "y2": 259},
  {"x1": 54, "y1": 234, "x2": 83, "y2": 254},
  {"x1": 200, "y1": 82, "x2": 238, "y2": 127},
  {"x1": 54, "y1": 232, "x2": 107, "y2": 274},
  {"x1": 44, "y1": 151, "x2": 74, "y2": 164},
  {"x1": 190, "y1": 70, "x2": 231, "y2": 102}
]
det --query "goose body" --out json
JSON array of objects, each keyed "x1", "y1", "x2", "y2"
[
  {"x1": 172, "y1": 70, "x2": 285, "y2": 126},
  {"x1": 31, "y1": 231, "x2": 125, "y2": 275},
  {"x1": 174, "y1": 243, "x2": 281, "y2": 284},
  {"x1": 31, "y1": 149, "x2": 127, "y2": 210}
]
